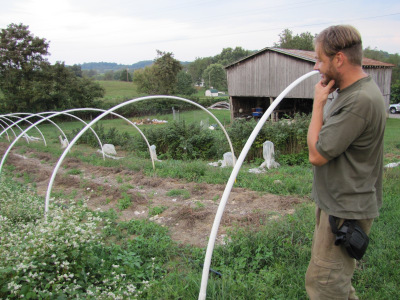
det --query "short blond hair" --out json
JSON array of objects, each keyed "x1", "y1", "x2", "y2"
[{"x1": 315, "y1": 25, "x2": 363, "y2": 66}]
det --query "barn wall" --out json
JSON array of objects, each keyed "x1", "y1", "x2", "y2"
[
  {"x1": 226, "y1": 54, "x2": 271, "y2": 96},
  {"x1": 226, "y1": 49, "x2": 393, "y2": 119},
  {"x1": 364, "y1": 68, "x2": 392, "y2": 108},
  {"x1": 268, "y1": 52, "x2": 318, "y2": 98},
  {"x1": 226, "y1": 51, "x2": 320, "y2": 98}
]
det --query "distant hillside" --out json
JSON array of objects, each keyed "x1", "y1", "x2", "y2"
[
  {"x1": 79, "y1": 61, "x2": 153, "y2": 72},
  {"x1": 79, "y1": 60, "x2": 191, "y2": 73}
]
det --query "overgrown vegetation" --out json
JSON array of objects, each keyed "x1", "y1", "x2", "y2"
[
  {"x1": 0, "y1": 177, "x2": 175, "y2": 299},
  {"x1": 67, "y1": 113, "x2": 310, "y2": 164},
  {"x1": 1, "y1": 162, "x2": 399, "y2": 298}
]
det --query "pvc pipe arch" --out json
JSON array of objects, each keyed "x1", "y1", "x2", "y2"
[
  {"x1": 67, "y1": 108, "x2": 156, "y2": 170},
  {"x1": 0, "y1": 108, "x2": 156, "y2": 175},
  {"x1": 0, "y1": 117, "x2": 19, "y2": 141},
  {"x1": 44, "y1": 95, "x2": 236, "y2": 216},
  {"x1": 198, "y1": 70, "x2": 319, "y2": 300},
  {"x1": 0, "y1": 121, "x2": 11, "y2": 142},
  {"x1": 3, "y1": 114, "x2": 47, "y2": 146},
  {"x1": 0, "y1": 116, "x2": 28, "y2": 143},
  {"x1": 2, "y1": 111, "x2": 109, "y2": 159},
  {"x1": 0, "y1": 108, "x2": 115, "y2": 174}
]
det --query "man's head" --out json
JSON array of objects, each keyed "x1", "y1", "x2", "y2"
[
  {"x1": 314, "y1": 25, "x2": 363, "y2": 66},
  {"x1": 314, "y1": 25, "x2": 363, "y2": 88}
]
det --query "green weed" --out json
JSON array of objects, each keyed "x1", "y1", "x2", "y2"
[
  {"x1": 166, "y1": 189, "x2": 191, "y2": 200},
  {"x1": 117, "y1": 192, "x2": 132, "y2": 210},
  {"x1": 148, "y1": 205, "x2": 168, "y2": 217}
]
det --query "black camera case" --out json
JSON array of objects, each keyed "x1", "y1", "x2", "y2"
[{"x1": 329, "y1": 215, "x2": 369, "y2": 260}]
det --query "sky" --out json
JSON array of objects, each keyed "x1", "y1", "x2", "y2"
[{"x1": 1, "y1": 0, "x2": 399, "y2": 65}]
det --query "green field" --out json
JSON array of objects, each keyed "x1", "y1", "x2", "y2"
[{"x1": 96, "y1": 80, "x2": 145, "y2": 103}]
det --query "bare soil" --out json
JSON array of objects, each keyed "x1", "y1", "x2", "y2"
[{"x1": 1, "y1": 142, "x2": 308, "y2": 248}]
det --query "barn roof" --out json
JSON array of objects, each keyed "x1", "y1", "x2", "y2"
[{"x1": 225, "y1": 47, "x2": 395, "y2": 69}]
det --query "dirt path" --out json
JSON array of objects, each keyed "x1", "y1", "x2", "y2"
[{"x1": 1, "y1": 142, "x2": 307, "y2": 247}]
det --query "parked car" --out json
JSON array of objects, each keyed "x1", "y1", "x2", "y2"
[{"x1": 389, "y1": 103, "x2": 400, "y2": 114}]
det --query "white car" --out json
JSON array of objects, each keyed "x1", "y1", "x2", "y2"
[{"x1": 389, "y1": 103, "x2": 400, "y2": 114}]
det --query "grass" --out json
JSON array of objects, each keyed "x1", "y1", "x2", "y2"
[
  {"x1": 383, "y1": 118, "x2": 400, "y2": 164},
  {"x1": 1, "y1": 117, "x2": 399, "y2": 299}
]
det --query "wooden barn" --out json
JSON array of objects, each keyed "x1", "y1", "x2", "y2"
[{"x1": 225, "y1": 47, "x2": 394, "y2": 121}]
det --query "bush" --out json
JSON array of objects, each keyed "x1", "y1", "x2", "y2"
[
  {"x1": 137, "y1": 120, "x2": 226, "y2": 160},
  {"x1": 68, "y1": 123, "x2": 132, "y2": 149},
  {"x1": 227, "y1": 113, "x2": 311, "y2": 163}
]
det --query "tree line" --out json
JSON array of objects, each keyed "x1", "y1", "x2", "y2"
[{"x1": 1, "y1": 23, "x2": 399, "y2": 114}]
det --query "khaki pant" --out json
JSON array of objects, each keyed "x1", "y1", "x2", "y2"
[{"x1": 305, "y1": 207, "x2": 373, "y2": 300}]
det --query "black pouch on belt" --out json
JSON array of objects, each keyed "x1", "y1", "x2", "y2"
[{"x1": 329, "y1": 215, "x2": 369, "y2": 260}]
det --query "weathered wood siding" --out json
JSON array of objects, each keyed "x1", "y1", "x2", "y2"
[
  {"x1": 364, "y1": 68, "x2": 392, "y2": 108},
  {"x1": 226, "y1": 51, "x2": 319, "y2": 98},
  {"x1": 226, "y1": 48, "x2": 393, "y2": 119}
]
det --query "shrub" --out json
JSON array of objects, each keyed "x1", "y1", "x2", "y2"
[
  {"x1": 227, "y1": 113, "x2": 311, "y2": 164},
  {"x1": 137, "y1": 120, "x2": 226, "y2": 160},
  {"x1": 68, "y1": 123, "x2": 132, "y2": 148}
]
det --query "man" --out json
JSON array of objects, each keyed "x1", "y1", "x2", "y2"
[{"x1": 305, "y1": 25, "x2": 386, "y2": 299}]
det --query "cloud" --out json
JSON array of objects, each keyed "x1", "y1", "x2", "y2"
[{"x1": 1, "y1": 0, "x2": 399, "y2": 64}]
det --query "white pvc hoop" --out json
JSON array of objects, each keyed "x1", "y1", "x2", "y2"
[
  {"x1": 0, "y1": 116, "x2": 32, "y2": 144},
  {"x1": 0, "y1": 117, "x2": 21, "y2": 141},
  {"x1": 0, "y1": 109, "x2": 109, "y2": 174},
  {"x1": 3, "y1": 114, "x2": 47, "y2": 145},
  {"x1": 198, "y1": 70, "x2": 319, "y2": 300},
  {"x1": 0, "y1": 120, "x2": 11, "y2": 142},
  {"x1": 44, "y1": 95, "x2": 236, "y2": 216},
  {"x1": 0, "y1": 111, "x2": 104, "y2": 160},
  {"x1": 65, "y1": 108, "x2": 155, "y2": 170},
  {"x1": 1, "y1": 112, "x2": 72, "y2": 147},
  {"x1": 0, "y1": 108, "x2": 155, "y2": 178}
]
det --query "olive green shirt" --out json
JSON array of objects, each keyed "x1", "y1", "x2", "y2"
[{"x1": 312, "y1": 76, "x2": 386, "y2": 219}]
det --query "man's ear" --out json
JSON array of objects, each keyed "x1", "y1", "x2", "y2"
[{"x1": 335, "y1": 52, "x2": 345, "y2": 68}]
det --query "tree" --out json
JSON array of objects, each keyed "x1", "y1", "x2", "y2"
[
  {"x1": 213, "y1": 46, "x2": 254, "y2": 66},
  {"x1": 68, "y1": 65, "x2": 83, "y2": 77},
  {"x1": 0, "y1": 23, "x2": 50, "y2": 111},
  {"x1": 153, "y1": 50, "x2": 182, "y2": 94},
  {"x1": 176, "y1": 71, "x2": 196, "y2": 95},
  {"x1": 0, "y1": 23, "x2": 104, "y2": 112},
  {"x1": 274, "y1": 29, "x2": 315, "y2": 50},
  {"x1": 187, "y1": 56, "x2": 213, "y2": 85},
  {"x1": 103, "y1": 70, "x2": 114, "y2": 81},
  {"x1": 390, "y1": 80, "x2": 400, "y2": 104},
  {"x1": 363, "y1": 47, "x2": 400, "y2": 85},
  {"x1": 202, "y1": 63, "x2": 227, "y2": 90},
  {"x1": 119, "y1": 69, "x2": 132, "y2": 82},
  {"x1": 133, "y1": 66, "x2": 158, "y2": 94},
  {"x1": 187, "y1": 47, "x2": 253, "y2": 87},
  {"x1": 133, "y1": 50, "x2": 182, "y2": 95}
]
